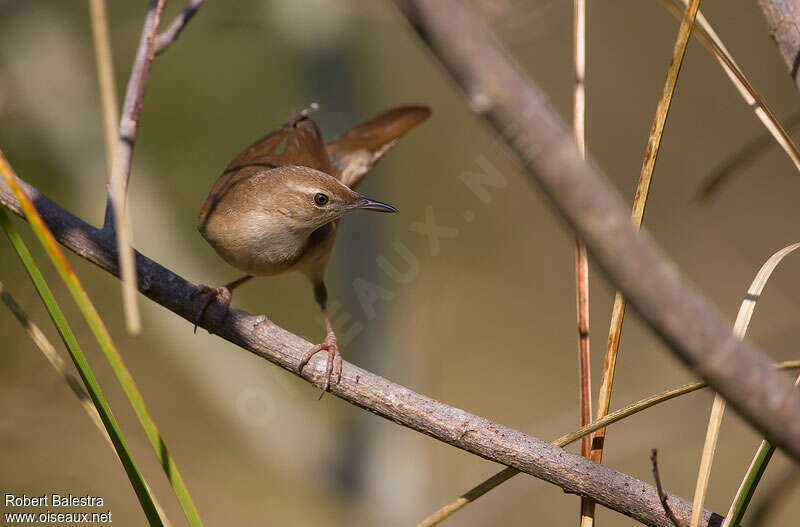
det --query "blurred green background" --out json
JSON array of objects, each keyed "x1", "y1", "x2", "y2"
[{"x1": 1, "y1": 0, "x2": 800, "y2": 525}]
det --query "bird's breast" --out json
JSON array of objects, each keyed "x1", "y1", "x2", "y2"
[{"x1": 201, "y1": 208, "x2": 313, "y2": 276}]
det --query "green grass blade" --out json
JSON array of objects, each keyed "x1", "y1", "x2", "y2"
[
  {"x1": 724, "y1": 440, "x2": 775, "y2": 527},
  {"x1": 0, "y1": 207, "x2": 163, "y2": 526},
  {"x1": 0, "y1": 154, "x2": 202, "y2": 525},
  {"x1": 723, "y1": 374, "x2": 800, "y2": 527}
]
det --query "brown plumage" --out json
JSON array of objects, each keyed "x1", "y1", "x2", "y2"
[{"x1": 195, "y1": 104, "x2": 431, "y2": 393}]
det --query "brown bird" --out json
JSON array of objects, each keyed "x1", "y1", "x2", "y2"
[{"x1": 196, "y1": 104, "x2": 431, "y2": 393}]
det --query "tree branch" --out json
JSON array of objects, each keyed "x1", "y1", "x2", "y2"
[
  {"x1": 395, "y1": 0, "x2": 800, "y2": 462},
  {"x1": 154, "y1": 0, "x2": 205, "y2": 56},
  {"x1": 105, "y1": 0, "x2": 164, "y2": 221},
  {"x1": 0, "y1": 172, "x2": 721, "y2": 527},
  {"x1": 755, "y1": 0, "x2": 800, "y2": 91}
]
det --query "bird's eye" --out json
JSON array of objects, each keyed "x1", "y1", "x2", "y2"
[{"x1": 313, "y1": 193, "x2": 329, "y2": 206}]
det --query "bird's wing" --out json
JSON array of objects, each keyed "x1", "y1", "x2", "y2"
[
  {"x1": 326, "y1": 106, "x2": 431, "y2": 189},
  {"x1": 199, "y1": 114, "x2": 334, "y2": 233},
  {"x1": 224, "y1": 116, "x2": 335, "y2": 175}
]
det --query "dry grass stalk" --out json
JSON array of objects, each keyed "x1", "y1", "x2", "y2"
[
  {"x1": 88, "y1": 0, "x2": 119, "y2": 175},
  {"x1": 588, "y1": 0, "x2": 702, "y2": 512},
  {"x1": 572, "y1": 1, "x2": 595, "y2": 525},
  {"x1": 572, "y1": 0, "x2": 591, "y2": 459}
]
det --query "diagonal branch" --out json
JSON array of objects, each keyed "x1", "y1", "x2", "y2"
[
  {"x1": 396, "y1": 0, "x2": 800, "y2": 460},
  {"x1": 0, "y1": 171, "x2": 720, "y2": 527}
]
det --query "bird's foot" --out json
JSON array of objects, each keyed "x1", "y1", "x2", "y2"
[
  {"x1": 191, "y1": 285, "x2": 233, "y2": 333},
  {"x1": 298, "y1": 331, "x2": 342, "y2": 398}
]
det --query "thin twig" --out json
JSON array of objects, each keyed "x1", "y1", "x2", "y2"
[
  {"x1": 0, "y1": 166, "x2": 725, "y2": 527},
  {"x1": 103, "y1": 0, "x2": 167, "y2": 335},
  {"x1": 651, "y1": 449, "x2": 688, "y2": 527},
  {"x1": 154, "y1": 0, "x2": 205, "y2": 56}
]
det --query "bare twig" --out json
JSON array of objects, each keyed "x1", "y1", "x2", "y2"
[
  {"x1": 0, "y1": 169, "x2": 722, "y2": 527},
  {"x1": 651, "y1": 449, "x2": 688, "y2": 527},
  {"x1": 754, "y1": 0, "x2": 800, "y2": 91},
  {"x1": 98, "y1": 0, "x2": 205, "y2": 334},
  {"x1": 102, "y1": 0, "x2": 168, "y2": 335},
  {"x1": 154, "y1": 0, "x2": 205, "y2": 56}
]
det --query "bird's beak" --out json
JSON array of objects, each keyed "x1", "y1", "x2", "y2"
[{"x1": 352, "y1": 197, "x2": 398, "y2": 213}]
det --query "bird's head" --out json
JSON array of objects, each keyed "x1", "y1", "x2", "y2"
[{"x1": 266, "y1": 166, "x2": 397, "y2": 231}]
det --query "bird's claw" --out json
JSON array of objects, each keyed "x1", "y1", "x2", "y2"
[
  {"x1": 298, "y1": 332, "x2": 342, "y2": 398},
  {"x1": 191, "y1": 285, "x2": 232, "y2": 333}
]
